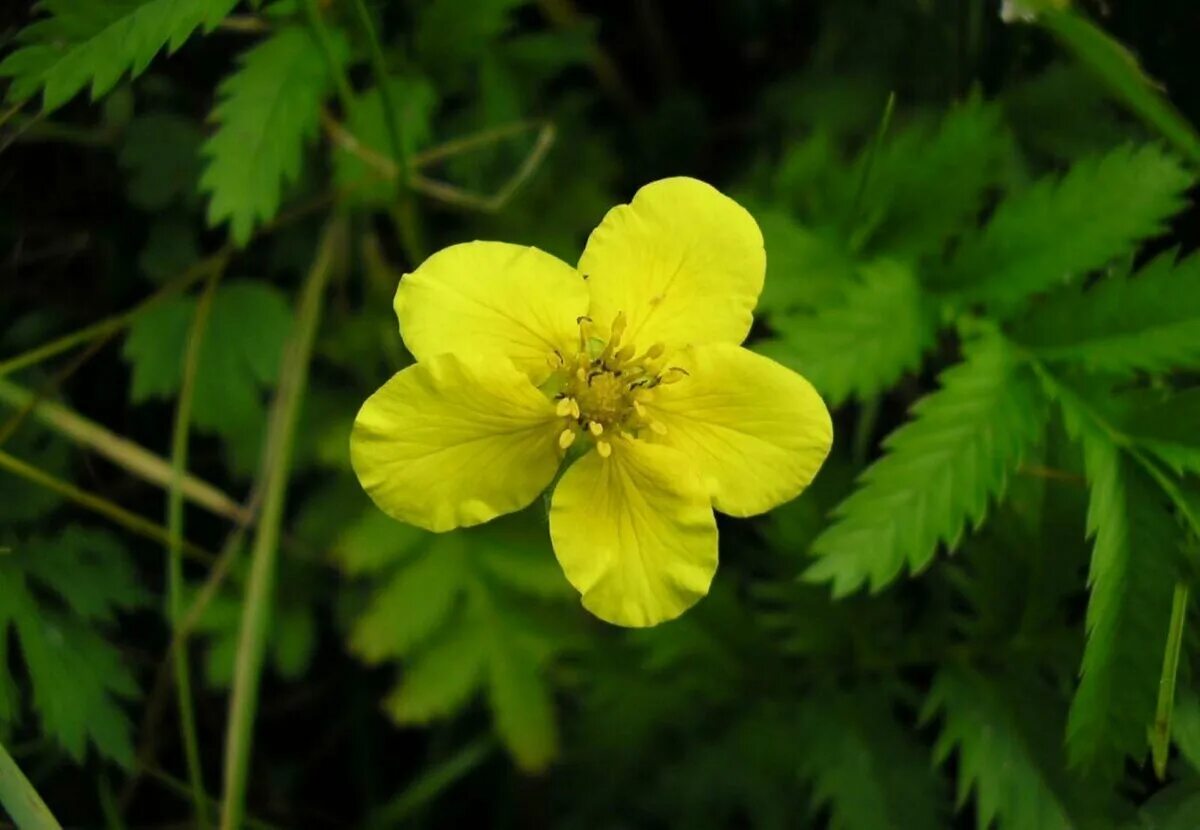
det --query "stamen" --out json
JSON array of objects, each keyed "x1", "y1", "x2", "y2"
[
  {"x1": 556, "y1": 397, "x2": 576, "y2": 417},
  {"x1": 649, "y1": 419, "x2": 668, "y2": 435},
  {"x1": 610, "y1": 311, "x2": 627, "y2": 344},
  {"x1": 632, "y1": 400, "x2": 647, "y2": 417},
  {"x1": 558, "y1": 429, "x2": 577, "y2": 450},
  {"x1": 659, "y1": 367, "x2": 690, "y2": 385},
  {"x1": 614, "y1": 344, "x2": 636, "y2": 364},
  {"x1": 644, "y1": 342, "x2": 666, "y2": 360},
  {"x1": 596, "y1": 440, "x2": 612, "y2": 458},
  {"x1": 588, "y1": 421, "x2": 604, "y2": 436}
]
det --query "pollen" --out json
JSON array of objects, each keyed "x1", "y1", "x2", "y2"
[{"x1": 546, "y1": 312, "x2": 685, "y2": 453}]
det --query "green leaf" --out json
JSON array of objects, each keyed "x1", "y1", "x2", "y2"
[
  {"x1": 332, "y1": 76, "x2": 437, "y2": 207},
  {"x1": 119, "y1": 113, "x2": 204, "y2": 211},
  {"x1": 200, "y1": 25, "x2": 347, "y2": 244},
  {"x1": 924, "y1": 666, "x2": 1085, "y2": 830},
  {"x1": 0, "y1": 0, "x2": 239, "y2": 111},
  {"x1": 189, "y1": 560, "x2": 318, "y2": 688},
  {"x1": 138, "y1": 217, "x2": 201, "y2": 283},
  {"x1": 1060, "y1": 414, "x2": 1178, "y2": 774},
  {"x1": 806, "y1": 336, "x2": 1047, "y2": 595},
  {"x1": 939, "y1": 145, "x2": 1192, "y2": 309},
  {"x1": 757, "y1": 259, "x2": 935, "y2": 406},
  {"x1": 1011, "y1": 250, "x2": 1200, "y2": 374},
  {"x1": 1115, "y1": 388, "x2": 1200, "y2": 476},
  {"x1": 1034, "y1": 9, "x2": 1200, "y2": 165},
  {"x1": 863, "y1": 98, "x2": 1015, "y2": 256},
  {"x1": 1131, "y1": 781, "x2": 1200, "y2": 830},
  {"x1": 337, "y1": 511, "x2": 570, "y2": 771},
  {"x1": 750, "y1": 207, "x2": 856, "y2": 315},
  {"x1": 484, "y1": 607, "x2": 558, "y2": 772},
  {"x1": 799, "y1": 685, "x2": 945, "y2": 830},
  {"x1": 350, "y1": 535, "x2": 468, "y2": 663},
  {"x1": 385, "y1": 621, "x2": 487, "y2": 724},
  {"x1": 123, "y1": 279, "x2": 294, "y2": 458},
  {"x1": 1172, "y1": 689, "x2": 1200, "y2": 773},
  {"x1": 0, "y1": 526, "x2": 145, "y2": 766}
]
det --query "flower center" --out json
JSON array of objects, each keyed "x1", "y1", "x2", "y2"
[{"x1": 544, "y1": 312, "x2": 684, "y2": 457}]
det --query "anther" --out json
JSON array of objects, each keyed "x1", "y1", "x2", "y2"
[
  {"x1": 556, "y1": 398, "x2": 576, "y2": 417},
  {"x1": 597, "y1": 440, "x2": 612, "y2": 458},
  {"x1": 588, "y1": 421, "x2": 604, "y2": 436},
  {"x1": 644, "y1": 342, "x2": 666, "y2": 360},
  {"x1": 610, "y1": 311, "x2": 627, "y2": 343},
  {"x1": 649, "y1": 420, "x2": 668, "y2": 435},
  {"x1": 659, "y1": 367, "x2": 690, "y2": 385},
  {"x1": 615, "y1": 345, "x2": 636, "y2": 364},
  {"x1": 633, "y1": 400, "x2": 647, "y2": 417},
  {"x1": 559, "y1": 429, "x2": 577, "y2": 450}
]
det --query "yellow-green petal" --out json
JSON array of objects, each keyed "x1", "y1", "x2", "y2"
[
  {"x1": 644, "y1": 343, "x2": 832, "y2": 517},
  {"x1": 394, "y1": 241, "x2": 588, "y2": 381},
  {"x1": 578, "y1": 177, "x2": 765, "y2": 351},
  {"x1": 351, "y1": 353, "x2": 562, "y2": 533},
  {"x1": 548, "y1": 438, "x2": 718, "y2": 627}
]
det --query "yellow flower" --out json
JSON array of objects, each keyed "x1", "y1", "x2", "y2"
[{"x1": 351, "y1": 177, "x2": 833, "y2": 627}]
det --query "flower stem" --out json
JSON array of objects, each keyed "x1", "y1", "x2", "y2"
[
  {"x1": 0, "y1": 448, "x2": 214, "y2": 563},
  {"x1": 1152, "y1": 582, "x2": 1189, "y2": 779},
  {"x1": 219, "y1": 219, "x2": 345, "y2": 830},
  {"x1": 0, "y1": 738, "x2": 62, "y2": 830},
  {"x1": 168, "y1": 267, "x2": 223, "y2": 828}
]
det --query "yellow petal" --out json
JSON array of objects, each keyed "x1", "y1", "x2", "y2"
[
  {"x1": 579, "y1": 177, "x2": 765, "y2": 351},
  {"x1": 351, "y1": 353, "x2": 562, "y2": 532},
  {"x1": 643, "y1": 343, "x2": 833, "y2": 517},
  {"x1": 394, "y1": 241, "x2": 588, "y2": 381},
  {"x1": 549, "y1": 438, "x2": 718, "y2": 627}
]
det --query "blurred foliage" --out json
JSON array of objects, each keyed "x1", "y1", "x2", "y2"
[{"x1": 3, "y1": 0, "x2": 1200, "y2": 827}]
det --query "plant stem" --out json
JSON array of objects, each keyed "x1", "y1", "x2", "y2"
[
  {"x1": 1152, "y1": 582, "x2": 1189, "y2": 779},
  {"x1": 302, "y1": 0, "x2": 355, "y2": 113},
  {"x1": 0, "y1": 738, "x2": 62, "y2": 830},
  {"x1": 0, "y1": 449, "x2": 214, "y2": 564},
  {"x1": 0, "y1": 379, "x2": 248, "y2": 524},
  {"x1": 0, "y1": 252, "x2": 223, "y2": 380},
  {"x1": 367, "y1": 738, "x2": 496, "y2": 828},
  {"x1": 347, "y1": 0, "x2": 425, "y2": 263},
  {"x1": 168, "y1": 270, "x2": 223, "y2": 828},
  {"x1": 219, "y1": 219, "x2": 344, "y2": 830}
]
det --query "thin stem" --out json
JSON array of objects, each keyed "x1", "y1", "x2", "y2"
[
  {"x1": 219, "y1": 219, "x2": 344, "y2": 830},
  {"x1": 0, "y1": 253, "x2": 223, "y2": 380},
  {"x1": 1152, "y1": 583, "x2": 1189, "y2": 779},
  {"x1": 535, "y1": 0, "x2": 639, "y2": 113},
  {"x1": 347, "y1": 0, "x2": 425, "y2": 262},
  {"x1": 367, "y1": 738, "x2": 496, "y2": 828},
  {"x1": 301, "y1": 0, "x2": 355, "y2": 114},
  {"x1": 845, "y1": 91, "x2": 896, "y2": 236},
  {"x1": 168, "y1": 270, "x2": 223, "y2": 828},
  {"x1": 0, "y1": 379, "x2": 248, "y2": 524},
  {"x1": 0, "y1": 449, "x2": 214, "y2": 564},
  {"x1": 0, "y1": 738, "x2": 62, "y2": 830}
]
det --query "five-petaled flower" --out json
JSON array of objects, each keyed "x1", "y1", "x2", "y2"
[{"x1": 351, "y1": 177, "x2": 833, "y2": 627}]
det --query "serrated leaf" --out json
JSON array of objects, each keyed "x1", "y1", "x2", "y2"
[
  {"x1": 200, "y1": 25, "x2": 346, "y2": 244},
  {"x1": 806, "y1": 336, "x2": 1047, "y2": 595},
  {"x1": 485, "y1": 613, "x2": 558, "y2": 772},
  {"x1": 924, "y1": 667, "x2": 1081, "y2": 830},
  {"x1": 939, "y1": 145, "x2": 1192, "y2": 310},
  {"x1": 1061, "y1": 414, "x2": 1177, "y2": 774},
  {"x1": 385, "y1": 622, "x2": 487, "y2": 724},
  {"x1": 332, "y1": 76, "x2": 436, "y2": 206},
  {"x1": 757, "y1": 259, "x2": 935, "y2": 406},
  {"x1": 332, "y1": 509, "x2": 430, "y2": 575},
  {"x1": 0, "y1": 0, "x2": 239, "y2": 111},
  {"x1": 864, "y1": 98, "x2": 1015, "y2": 256},
  {"x1": 799, "y1": 686, "x2": 945, "y2": 830},
  {"x1": 350, "y1": 535, "x2": 467, "y2": 663},
  {"x1": 1011, "y1": 250, "x2": 1200, "y2": 374},
  {"x1": 750, "y1": 207, "x2": 855, "y2": 315},
  {"x1": 119, "y1": 113, "x2": 203, "y2": 210},
  {"x1": 1115, "y1": 388, "x2": 1200, "y2": 476},
  {"x1": 123, "y1": 279, "x2": 293, "y2": 455},
  {"x1": 0, "y1": 527, "x2": 145, "y2": 766}
]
